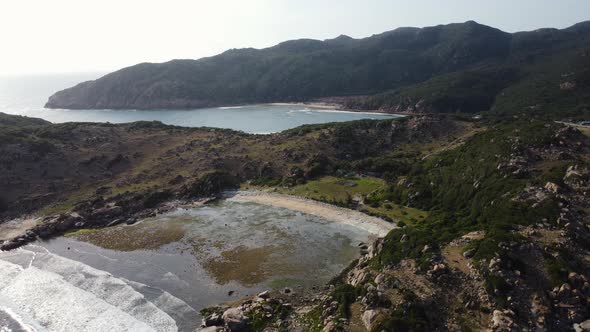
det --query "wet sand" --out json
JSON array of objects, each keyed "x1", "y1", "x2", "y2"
[{"x1": 227, "y1": 191, "x2": 396, "y2": 237}]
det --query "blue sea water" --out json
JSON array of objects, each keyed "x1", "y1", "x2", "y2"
[{"x1": 0, "y1": 73, "x2": 399, "y2": 134}]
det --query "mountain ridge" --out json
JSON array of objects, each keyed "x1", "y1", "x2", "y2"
[{"x1": 45, "y1": 20, "x2": 590, "y2": 114}]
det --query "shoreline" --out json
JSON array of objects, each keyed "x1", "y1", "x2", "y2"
[
  {"x1": 227, "y1": 190, "x2": 396, "y2": 237},
  {"x1": 263, "y1": 102, "x2": 403, "y2": 116},
  {"x1": 264, "y1": 102, "x2": 345, "y2": 110}
]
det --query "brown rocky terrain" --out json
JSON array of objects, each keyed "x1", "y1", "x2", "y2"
[
  {"x1": 1, "y1": 112, "x2": 589, "y2": 331},
  {"x1": 193, "y1": 123, "x2": 590, "y2": 332},
  {"x1": 0, "y1": 113, "x2": 468, "y2": 250}
]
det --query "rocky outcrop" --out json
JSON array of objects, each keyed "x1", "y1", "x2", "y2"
[
  {"x1": 564, "y1": 165, "x2": 590, "y2": 191},
  {"x1": 221, "y1": 308, "x2": 248, "y2": 332},
  {"x1": 198, "y1": 290, "x2": 299, "y2": 331},
  {"x1": 361, "y1": 309, "x2": 384, "y2": 331}
]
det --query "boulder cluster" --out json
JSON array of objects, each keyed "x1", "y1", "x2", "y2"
[{"x1": 197, "y1": 291, "x2": 293, "y2": 332}]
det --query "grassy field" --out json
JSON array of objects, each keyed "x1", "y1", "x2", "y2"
[
  {"x1": 364, "y1": 203, "x2": 428, "y2": 226},
  {"x1": 282, "y1": 176, "x2": 384, "y2": 202}
]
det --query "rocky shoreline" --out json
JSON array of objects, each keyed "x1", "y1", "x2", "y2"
[
  {"x1": 0, "y1": 195, "x2": 216, "y2": 251},
  {"x1": 195, "y1": 239, "x2": 387, "y2": 332},
  {"x1": 0, "y1": 189, "x2": 393, "y2": 331}
]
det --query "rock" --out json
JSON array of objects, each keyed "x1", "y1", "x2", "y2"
[
  {"x1": 374, "y1": 273, "x2": 386, "y2": 287},
  {"x1": 492, "y1": 309, "x2": 515, "y2": 331},
  {"x1": 574, "y1": 319, "x2": 590, "y2": 332},
  {"x1": 348, "y1": 268, "x2": 368, "y2": 287},
  {"x1": 106, "y1": 219, "x2": 123, "y2": 227},
  {"x1": 463, "y1": 249, "x2": 476, "y2": 258},
  {"x1": 257, "y1": 290, "x2": 270, "y2": 299},
  {"x1": 204, "y1": 313, "x2": 223, "y2": 327},
  {"x1": 322, "y1": 321, "x2": 336, "y2": 332},
  {"x1": 568, "y1": 272, "x2": 586, "y2": 289},
  {"x1": 367, "y1": 239, "x2": 384, "y2": 259},
  {"x1": 125, "y1": 218, "x2": 137, "y2": 225},
  {"x1": 362, "y1": 309, "x2": 381, "y2": 330},
  {"x1": 92, "y1": 205, "x2": 123, "y2": 219},
  {"x1": 222, "y1": 308, "x2": 248, "y2": 332},
  {"x1": 432, "y1": 263, "x2": 447, "y2": 273},
  {"x1": 558, "y1": 283, "x2": 572, "y2": 299},
  {"x1": 545, "y1": 182, "x2": 561, "y2": 194},
  {"x1": 564, "y1": 165, "x2": 590, "y2": 190},
  {"x1": 489, "y1": 257, "x2": 501, "y2": 270},
  {"x1": 560, "y1": 81, "x2": 577, "y2": 90},
  {"x1": 497, "y1": 157, "x2": 528, "y2": 176}
]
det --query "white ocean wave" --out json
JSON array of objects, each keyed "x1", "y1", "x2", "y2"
[
  {"x1": 0, "y1": 247, "x2": 196, "y2": 332},
  {"x1": 0, "y1": 303, "x2": 42, "y2": 332},
  {"x1": 217, "y1": 106, "x2": 245, "y2": 109}
]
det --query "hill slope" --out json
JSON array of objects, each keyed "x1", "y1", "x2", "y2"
[{"x1": 45, "y1": 21, "x2": 590, "y2": 111}]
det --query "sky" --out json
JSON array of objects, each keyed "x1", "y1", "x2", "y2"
[{"x1": 0, "y1": 0, "x2": 589, "y2": 75}]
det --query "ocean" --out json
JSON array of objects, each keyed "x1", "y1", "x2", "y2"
[{"x1": 0, "y1": 73, "x2": 399, "y2": 134}]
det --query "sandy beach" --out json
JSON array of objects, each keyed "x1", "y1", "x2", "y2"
[
  {"x1": 264, "y1": 102, "x2": 344, "y2": 110},
  {"x1": 227, "y1": 191, "x2": 396, "y2": 237}
]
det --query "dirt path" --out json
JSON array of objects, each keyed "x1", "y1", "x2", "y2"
[{"x1": 227, "y1": 191, "x2": 396, "y2": 237}]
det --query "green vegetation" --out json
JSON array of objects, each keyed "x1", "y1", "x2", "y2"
[
  {"x1": 373, "y1": 121, "x2": 568, "y2": 270},
  {"x1": 281, "y1": 176, "x2": 384, "y2": 203},
  {"x1": 46, "y1": 21, "x2": 590, "y2": 114},
  {"x1": 372, "y1": 289, "x2": 430, "y2": 332},
  {"x1": 183, "y1": 171, "x2": 240, "y2": 198},
  {"x1": 247, "y1": 301, "x2": 291, "y2": 331},
  {"x1": 0, "y1": 113, "x2": 50, "y2": 127},
  {"x1": 64, "y1": 228, "x2": 100, "y2": 237},
  {"x1": 364, "y1": 202, "x2": 428, "y2": 226},
  {"x1": 330, "y1": 284, "x2": 363, "y2": 318},
  {"x1": 302, "y1": 306, "x2": 324, "y2": 332},
  {"x1": 347, "y1": 65, "x2": 521, "y2": 114},
  {"x1": 46, "y1": 21, "x2": 512, "y2": 109},
  {"x1": 246, "y1": 176, "x2": 429, "y2": 224}
]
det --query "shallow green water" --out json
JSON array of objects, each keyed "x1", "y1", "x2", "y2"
[{"x1": 28, "y1": 200, "x2": 371, "y2": 330}]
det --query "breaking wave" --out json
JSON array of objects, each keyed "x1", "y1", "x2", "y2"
[{"x1": 0, "y1": 246, "x2": 197, "y2": 332}]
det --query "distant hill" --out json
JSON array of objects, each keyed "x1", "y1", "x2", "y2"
[
  {"x1": 46, "y1": 21, "x2": 590, "y2": 118},
  {"x1": 0, "y1": 113, "x2": 50, "y2": 127}
]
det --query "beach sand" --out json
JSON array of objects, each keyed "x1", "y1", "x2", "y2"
[{"x1": 228, "y1": 191, "x2": 396, "y2": 237}]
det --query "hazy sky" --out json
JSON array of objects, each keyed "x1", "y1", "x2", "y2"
[{"x1": 1, "y1": 0, "x2": 589, "y2": 75}]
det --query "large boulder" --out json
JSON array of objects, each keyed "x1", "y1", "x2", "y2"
[
  {"x1": 491, "y1": 309, "x2": 515, "y2": 331},
  {"x1": 222, "y1": 308, "x2": 248, "y2": 332},
  {"x1": 362, "y1": 309, "x2": 383, "y2": 331}
]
